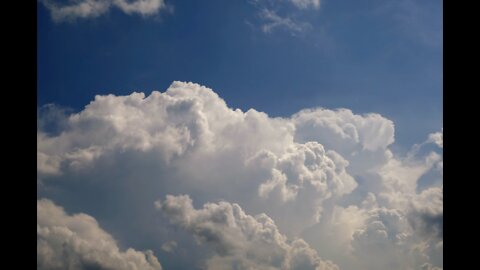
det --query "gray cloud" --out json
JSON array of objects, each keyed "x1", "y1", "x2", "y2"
[{"x1": 160, "y1": 241, "x2": 177, "y2": 253}]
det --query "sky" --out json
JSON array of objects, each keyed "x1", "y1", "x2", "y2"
[
  {"x1": 37, "y1": 0, "x2": 442, "y2": 150},
  {"x1": 37, "y1": 1, "x2": 443, "y2": 270}
]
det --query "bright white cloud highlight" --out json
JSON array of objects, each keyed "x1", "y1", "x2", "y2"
[{"x1": 37, "y1": 199, "x2": 163, "y2": 270}]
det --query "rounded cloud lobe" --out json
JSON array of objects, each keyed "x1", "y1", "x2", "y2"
[{"x1": 37, "y1": 81, "x2": 443, "y2": 269}]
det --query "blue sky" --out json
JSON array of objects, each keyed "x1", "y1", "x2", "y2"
[{"x1": 37, "y1": 0, "x2": 442, "y2": 151}]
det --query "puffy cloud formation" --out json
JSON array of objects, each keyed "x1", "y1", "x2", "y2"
[
  {"x1": 37, "y1": 199, "x2": 162, "y2": 270},
  {"x1": 156, "y1": 194, "x2": 338, "y2": 270},
  {"x1": 37, "y1": 81, "x2": 442, "y2": 269},
  {"x1": 293, "y1": 108, "x2": 394, "y2": 153},
  {"x1": 40, "y1": 0, "x2": 167, "y2": 22},
  {"x1": 37, "y1": 82, "x2": 357, "y2": 235}
]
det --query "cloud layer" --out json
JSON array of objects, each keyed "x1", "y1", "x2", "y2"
[
  {"x1": 37, "y1": 81, "x2": 442, "y2": 269},
  {"x1": 40, "y1": 0, "x2": 167, "y2": 22}
]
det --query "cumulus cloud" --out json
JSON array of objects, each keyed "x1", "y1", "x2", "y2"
[
  {"x1": 409, "y1": 185, "x2": 443, "y2": 239},
  {"x1": 37, "y1": 82, "x2": 357, "y2": 236},
  {"x1": 156, "y1": 194, "x2": 338, "y2": 270},
  {"x1": 37, "y1": 81, "x2": 442, "y2": 270},
  {"x1": 246, "y1": 142, "x2": 357, "y2": 234},
  {"x1": 37, "y1": 198, "x2": 162, "y2": 270},
  {"x1": 40, "y1": 0, "x2": 167, "y2": 22}
]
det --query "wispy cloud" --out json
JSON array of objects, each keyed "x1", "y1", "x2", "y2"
[
  {"x1": 259, "y1": 8, "x2": 311, "y2": 34},
  {"x1": 289, "y1": 0, "x2": 321, "y2": 9},
  {"x1": 40, "y1": 0, "x2": 169, "y2": 22},
  {"x1": 249, "y1": 0, "x2": 321, "y2": 35}
]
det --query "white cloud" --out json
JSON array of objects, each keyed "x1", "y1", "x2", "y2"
[
  {"x1": 37, "y1": 198, "x2": 163, "y2": 270},
  {"x1": 293, "y1": 108, "x2": 395, "y2": 152},
  {"x1": 253, "y1": 0, "x2": 321, "y2": 10},
  {"x1": 113, "y1": 0, "x2": 166, "y2": 15},
  {"x1": 36, "y1": 82, "x2": 357, "y2": 236},
  {"x1": 40, "y1": 0, "x2": 167, "y2": 22},
  {"x1": 289, "y1": 0, "x2": 321, "y2": 10},
  {"x1": 247, "y1": 142, "x2": 357, "y2": 234},
  {"x1": 292, "y1": 107, "x2": 395, "y2": 175},
  {"x1": 250, "y1": 0, "x2": 320, "y2": 35},
  {"x1": 427, "y1": 129, "x2": 443, "y2": 148},
  {"x1": 259, "y1": 9, "x2": 311, "y2": 34},
  {"x1": 37, "y1": 81, "x2": 442, "y2": 270},
  {"x1": 156, "y1": 194, "x2": 339, "y2": 270}
]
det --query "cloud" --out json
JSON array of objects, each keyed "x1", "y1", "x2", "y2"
[
  {"x1": 161, "y1": 241, "x2": 177, "y2": 253},
  {"x1": 253, "y1": 0, "x2": 321, "y2": 10},
  {"x1": 427, "y1": 129, "x2": 443, "y2": 148},
  {"x1": 259, "y1": 9, "x2": 311, "y2": 34},
  {"x1": 249, "y1": 0, "x2": 320, "y2": 35},
  {"x1": 37, "y1": 81, "x2": 442, "y2": 269},
  {"x1": 247, "y1": 142, "x2": 357, "y2": 234},
  {"x1": 36, "y1": 82, "x2": 357, "y2": 235},
  {"x1": 40, "y1": 0, "x2": 167, "y2": 22},
  {"x1": 409, "y1": 185, "x2": 443, "y2": 239},
  {"x1": 37, "y1": 198, "x2": 163, "y2": 270},
  {"x1": 289, "y1": 0, "x2": 321, "y2": 10},
  {"x1": 113, "y1": 0, "x2": 166, "y2": 15},
  {"x1": 156, "y1": 194, "x2": 339, "y2": 270}
]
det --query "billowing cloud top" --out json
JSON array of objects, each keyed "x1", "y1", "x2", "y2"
[{"x1": 38, "y1": 81, "x2": 442, "y2": 270}]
